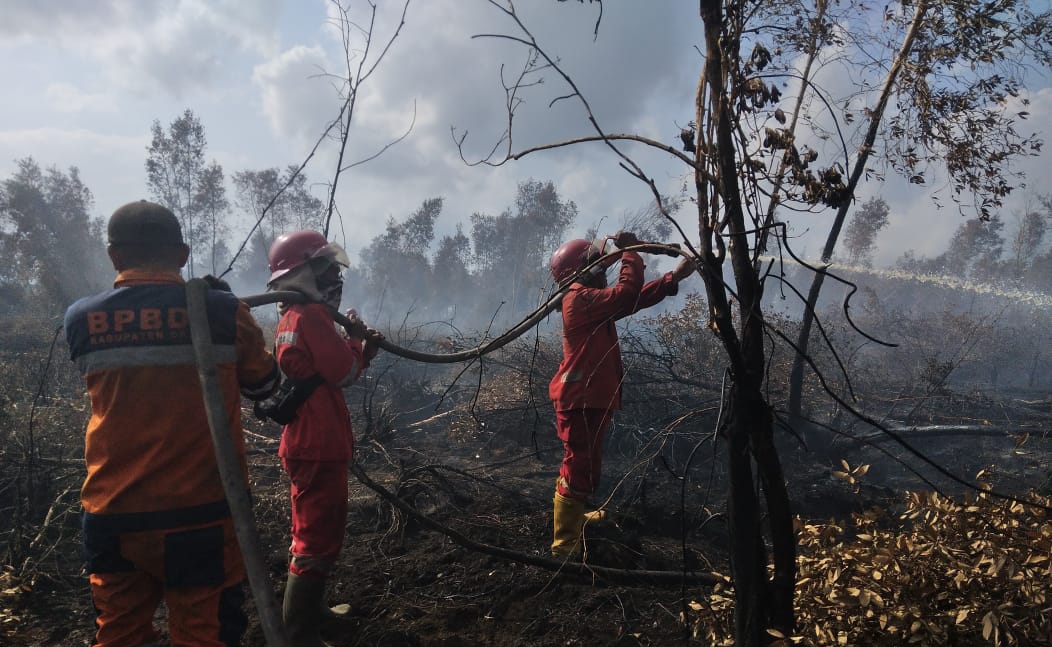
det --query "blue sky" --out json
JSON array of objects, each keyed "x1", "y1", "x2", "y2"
[{"x1": 1, "y1": 0, "x2": 1050, "y2": 270}]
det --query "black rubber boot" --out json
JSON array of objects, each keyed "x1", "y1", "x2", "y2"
[{"x1": 283, "y1": 572, "x2": 332, "y2": 647}]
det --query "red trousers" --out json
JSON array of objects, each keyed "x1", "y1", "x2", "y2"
[
  {"x1": 554, "y1": 408, "x2": 613, "y2": 500},
  {"x1": 282, "y1": 458, "x2": 348, "y2": 578},
  {"x1": 86, "y1": 518, "x2": 245, "y2": 647}
]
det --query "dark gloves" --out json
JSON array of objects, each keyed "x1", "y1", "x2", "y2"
[
  {"x1": 363, "y1": 330, "x2": 384, "y2": 364},
  {"x1": 612, "y1": 231, "x2": 640, "y2": 249},
  {"x1": 339, "y1": 309, "x2": 383, "y2": 364},
  {"x1": 203, "y1": 275, "x2": 231, "y2": 292},
  {"x1": 340, "y1": 309, "x2": 368, "y2": 339}
]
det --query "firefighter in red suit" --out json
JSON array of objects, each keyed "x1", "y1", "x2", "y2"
[
  {"x1": 266, "y1": 230, "x2": 382, "y2": 647},
  {"x1": 548, "y1": 231, "x2": 695, "y2": 558}
]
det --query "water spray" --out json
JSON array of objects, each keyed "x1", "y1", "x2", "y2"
[{"x1": 767, "y1": 256, "x2": 1052, "y2": 310}]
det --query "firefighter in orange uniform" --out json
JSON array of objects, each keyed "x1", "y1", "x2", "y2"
[
  {"x1": 265, "y1": 231, "x2": 382, "y2": 646},
  {"x1": 547, "y1": 231, "x2": 694, "y2": 558},
  {"x1": 64, "y1": 201, "x2": 279, "y2": 647}
]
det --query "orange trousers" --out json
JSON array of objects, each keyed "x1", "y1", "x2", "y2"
[{"x1": 85, "y1": 518, "x2": 246, "y2": 647}]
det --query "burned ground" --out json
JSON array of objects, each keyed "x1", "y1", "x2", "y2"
[
  {"x1": 5, "y1": 391, "x2": 1050, "y2": 646},
  {"x1": 2, "y1": 299, "x2": 1052, "y2": 646}
]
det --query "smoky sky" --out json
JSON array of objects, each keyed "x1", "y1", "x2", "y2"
[{"x1": 1, "y1": 0, "x2": 1049, "y2": 270}]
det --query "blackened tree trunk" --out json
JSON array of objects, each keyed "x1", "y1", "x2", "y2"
[{"x1": 698, "y1": 1, "x2": 796, "y2": 642}]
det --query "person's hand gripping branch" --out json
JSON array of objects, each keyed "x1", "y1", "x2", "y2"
[
  {"x1": 611, "y1": 230, "x2": 695, "y2": 284},
  {"x1": 610, "y1": 230, "x2": 640, "y2": 250},
  {"x1": 671, "y1": 255, "x2": 697, "y2": 284}
]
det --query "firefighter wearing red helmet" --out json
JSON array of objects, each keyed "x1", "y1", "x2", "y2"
[
  {"x1": 547, "y1": 231, "x2": 695, "y2": 559},
  {"x1": 267, "y1": 230, "x2": 382, "y2": 645}
]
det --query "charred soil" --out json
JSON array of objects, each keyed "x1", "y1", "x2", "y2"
[{"x1": 3, "y1": 376, "x2": 1051, "y2": 646}]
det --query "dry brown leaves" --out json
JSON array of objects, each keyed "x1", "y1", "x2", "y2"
[{"x1": 690, "y1": 478, "x2": 1051, "y2": 646}]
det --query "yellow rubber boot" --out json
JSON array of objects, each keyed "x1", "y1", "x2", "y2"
[
  {"x1": 551, "y1": 492, "x2": 586, "y2": 559},
  {"x1": 583, "y1": 508, "x2": 607, "y2": 523}
]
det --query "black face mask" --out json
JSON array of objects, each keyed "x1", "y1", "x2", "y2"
[
  {"x1": 313, "y1": 260, "x2": 345, "y2": 308},
  {"x1": 582, "y1": 256, "x2": 607, "y2": 288}
]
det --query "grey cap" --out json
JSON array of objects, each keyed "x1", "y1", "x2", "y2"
[{"x1": 107, "y1": 200, "x2": 184, "y2": 246}]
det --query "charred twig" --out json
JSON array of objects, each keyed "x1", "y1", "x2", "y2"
[
  {"x1": 350, "y1": 462, "x2": 716, "y2": 586},
  {"x1": 20, "y1": 486, "x2": 78, "y2": 577}
]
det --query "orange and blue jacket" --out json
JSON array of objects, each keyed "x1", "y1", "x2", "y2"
[
  {"x1": 548, "y1": 251, "x2": 677, "y2": 413},
  {"x1": 64, "y1": 269, "x2": 279, "y2": 532}
]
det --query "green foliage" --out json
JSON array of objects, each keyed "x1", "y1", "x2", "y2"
[
  {"x1": 197, "y1": 162, "x2": 230, "y2": 275},
  {"x1": 432, "y1": 224, "x2": 473, "y2": 300},
  {"x1": 1009, "y1": 208, "x2": 1047, "y2": 279},
  {"x1": 229, "y1": 166, "x2": 326, "y2": 288},
  {"x1": 146, "y1": 108, "x2": 235, "y2": 275},
  {"x1": 0, "y1": 158, "x2": 108, "y2": 312},
  {"x1": 358, "y1": 197, "x2": 443, "y2": 318},
  {"x1": 896, "y1": 194, "x2": 1052, "y2": 292},
  {"x1": 233, "y1": 166, "x2": 325, "y2": 244},
  {"x1": 351, "y1": 180, "x2": 577, "y2": 326},
  {"x1": 470, "y1": 179, "x2": 577, "y2": 313},
  {"x1": 842, "y1": 198, "x2": 890, "y2": 267}
]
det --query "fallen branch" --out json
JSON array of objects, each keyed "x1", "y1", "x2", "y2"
[
  {"x1": 349, "y1": 461, "x2": 717, "y2": 586},
  {"x1": 20, "y1": 486, "x2": 78, "y2": 576}
]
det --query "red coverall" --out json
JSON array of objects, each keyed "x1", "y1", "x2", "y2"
[
  {"x1": 64, "y1": 269, "x2": 279, "y2": 647},
  {"x1": 275, "y1": 302, "x2": 366, "y2": 578},
  {"x1": 548, "y1": 251, "x2": 677, "y2": 500}
]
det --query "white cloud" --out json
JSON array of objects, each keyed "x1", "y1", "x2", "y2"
[
  {"x1": 252, "y1": 45, "x2": 339, "y2": 141},
  {"x1": 296, "y1": 0, "x2": 705, "y2": 255},
  {"x1": 45, "y1": 83, "x2": 117, "y2": 114},
  {"x1": 0, "y1": 1, "x2": 282, "y2": 99},
  {"x1": 2, "y1": 0, "x2": 1049, "y2": 284},
  {"x1": 0, "y1": 2, "x2": 128, "y2": 42}
]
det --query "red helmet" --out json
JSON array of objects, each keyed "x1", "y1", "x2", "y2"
[
  {"x1": 268, "y1": 230, "x2": 349, "y2": 284},
  {"x1": 550, "y1": 238, "x2": 602, "y2": 284}
]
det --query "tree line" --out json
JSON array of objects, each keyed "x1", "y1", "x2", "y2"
[
  {"x1": 1, "y1": 108, "x2": 630, "y2": 325},
  {"x1": 791, "y1": 192, "x2": 1052, "y2": 294},
  {"x1": 0, "y1": 109, "x2": 329, "y2": 313},
  {"x1": 896, "y1": 195, "x2": 1052, "y2": 289},
  {"x1": 4, "y1": 107, "x2": 1050, "y2": 328}
]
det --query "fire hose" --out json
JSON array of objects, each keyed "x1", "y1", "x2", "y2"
[
  {"x1": 183, "y1": 242, "x2": 689, "y2": 647},
  {"x1": 240, "y1": 242, "x2": 688, "y2": 363},
  {"x1": 185, "y1": 279, "x2": 290, "y2": 647}
]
